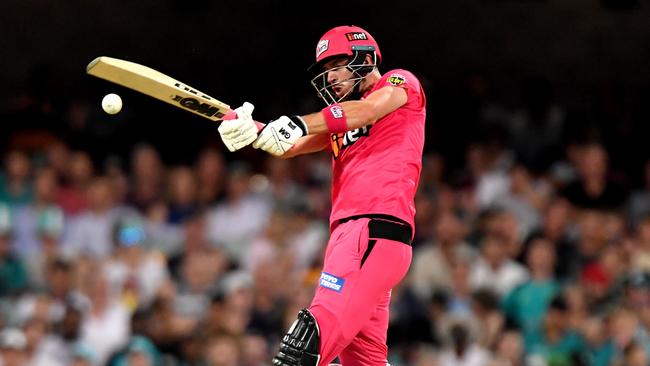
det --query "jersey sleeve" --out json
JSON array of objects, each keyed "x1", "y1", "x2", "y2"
[{"x1": 375, "y1": 69, "x2": 425, "y2": 108}]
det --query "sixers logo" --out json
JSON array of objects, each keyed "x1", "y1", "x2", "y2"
[
  {"x1": 387, "y1": 73, "x2": 406, "y2": 86},
  {"x1": 330, "y1": 105, "x2": 344, "y2": 118},
  {"x1": 316, "y1": 40, "x2": 329, "y2": 58},
  {"x1": 330, "y1": 126, "x2": 371, "y2": 159}
]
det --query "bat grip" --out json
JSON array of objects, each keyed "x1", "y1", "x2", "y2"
[{"x1": 223, "y1": 110, "x2": 265, "y2": 132}]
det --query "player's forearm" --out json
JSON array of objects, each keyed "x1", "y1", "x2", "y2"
[
  {"x1": 300, "y1": 86, "x2": 407, "y2": 135},
  {"x1": 301, "y1": 100, "x2": 377, "y2": 135},
  {"x1": 279, "y1": 134, "x2": 329, "y2": 159}
]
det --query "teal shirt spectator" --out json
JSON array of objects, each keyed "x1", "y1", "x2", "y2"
[
  {"x1": 108, "y1": 335, "x2": 161, "y2": 366},
  {"x1": 525, "y1": 330, "x2": 584, "y2": 366},
  {"x1": 583, "y1": 340, "x2": 616, "y2": 366},
  {"x1": 0, "y1": 173, "x2": 33, "y2": 206},
  {"x1": 0, "y1": 254, "x2": 28, "y2": 295},
  {"x1": 502, "y1": 279, "x2": 560, "y2": 335}
]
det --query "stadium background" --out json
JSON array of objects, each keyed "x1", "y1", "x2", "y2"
[{"x1": 1, "y1": 0, "x2": 650, "y2": 365}]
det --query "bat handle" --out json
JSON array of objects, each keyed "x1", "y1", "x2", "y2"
[{"x1": 223, "y1": 110, "x2": 265, "y2": 132}]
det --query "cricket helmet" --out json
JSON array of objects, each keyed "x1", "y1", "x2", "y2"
[
  {"x1": 310, "y1": 25, "x2": 382, "y2": 105},
  {"x1": 312, "y1": 25, "x2": 382, "y2": 69}
]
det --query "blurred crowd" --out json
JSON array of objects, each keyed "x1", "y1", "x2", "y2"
[{"x1": 0, "y1": 76, "x2": 650, "y2": 366}]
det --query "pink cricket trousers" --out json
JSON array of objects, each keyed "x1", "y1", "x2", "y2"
[{"x1": 308, "y1": 217, "x2": 412, "y2": 366}]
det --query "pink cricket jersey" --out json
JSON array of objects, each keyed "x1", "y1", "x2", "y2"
[{"x1": 328, "y1": 69, "x2": 426, "y2": 230}]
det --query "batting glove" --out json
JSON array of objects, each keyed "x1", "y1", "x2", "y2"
[
  {"x1": 218, "y1": 102, "x2": 258, "y2": 152},
  {"x1": 252, "y1": 116, "x2": 308, "y2": 156}
]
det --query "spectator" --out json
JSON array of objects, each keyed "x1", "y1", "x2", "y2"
[
  {"x1": 23, "y1": 317, "x2": 66, "y2": 366},
  {"x1": 107, "y1": 335, "x2": 161, "y2": 366},
  {"x1": 0, "y1": 327, "x2": 28, "y2": 366},
  {"x1": 483, "y1": 209, "x2": 525, "y2": 261},
  {"x1": 607, "y1": 309, "x2": 639, "y2": 362},
  {"x1": 527, "y1": 199, "x2": 579, "y2": 281},
  {"x1": 79, "y1": 274, "x2": 130, "y2": 365},
  {"x1": 128, "y1": 144, "x2": 164, "y2": 213},
  {"x1": 524, "y1": 296, "x2": 584, "y2": 366},
  {"x1": 0, "y1": 150, "x2": 33, "y2": 205},
  {"x1": 204, "y1": 335, "x2": 240, "y2": 366},
  {"x1": 241, "y1": 332, "x2": 269, "y2": 366},
  {"x1": 0, "y1": 204, "x2": 28, "y2": 296},
  {"x1": 470, "y1": 290, "x2": 505, "y2": 349},
  {"x1": 195, "y1": 148, "x2": 226, "y2": 207},
  {"x1": 628, "y1": 159, "x2": 650, "y2": 227},
  {"x1": 63, "y1": 177, "x2": 119, "y2": 259},
  {"x1": 575, "y1": 210, "x2": 610, "y2": 277},
  {"x1": 470, "y1": 235, "x2": 529, "y2": 296},
  {"x1": 630, "y1": 215, "x2": 650, "y2": 272},
  {"x1": 491, "y1": 330, "x2": 525, "y2": 366},
  {"x1": 562, "y1": 143, "x2": 627, "y2": 211},
  {"x1": 103, "y1": 218, "x2": 169, "y2": 309},
  {"x1": 69, "y1": 343, "x2": 96, "y2": 366},
  {"x1": 263, "y1": 156, "x2": 304, "y2": 208},
  {"x1": 11, "y1": 167, "x2": 63, "y2": 257},
  {"x1": 582, "y1": 317, "x2": 615, "y2": 366},
  {"x1": 206, "y1": 163, "x2": 271, "y2": 263},
  {"x1": 411, "y1": 211, "x2": 476, "y2": 301},
  {"x1": 497, "y1": 163, "x2": 551, "y2": 238},
  {"x1": 437, "y1": 322, "x2": 492, "y2": 366},
  {"x1": 621, "y1": 342, "x2": 648, "y2": 366},
  {"x1": 502, "y1": 238, "x2": 560, "y2": 337},
  {"x1": 166, "y1": 166, "x2": 198, "y2": 225},
  {"x1": 56, "y1": 151, "x2": 93, "y2": 216}
]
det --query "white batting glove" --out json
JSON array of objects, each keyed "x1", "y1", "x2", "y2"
[
  {"x1": 218, "y1": 102, "x2": 258, "y2": 152},
  {"x1": 252, "y1": 116, "x2": 309, "y2": 156}
]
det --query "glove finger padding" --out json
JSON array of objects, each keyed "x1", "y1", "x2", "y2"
[
  {"x1": 218, "y1": 102, "x2": 258, "y2": 152},
  {"x1": 236, "y1": 102, "x2": 255, "y2": 118},
  {"x1": 253, "y1": 116, "x2": 306, "y2": 156},
  {"x1": 252, "y1": 127, "x2": 272, "y2": 149}
]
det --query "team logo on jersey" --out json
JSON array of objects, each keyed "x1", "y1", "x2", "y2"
[
  {"x1": 329, "y1": 105, "x2": 344, "y2": 118},
  {"x1": 387, "y1": 73, "x2": 406, "y2": 86},
  {"x1": 330, "y1": 125, "x2": 371, "y2": 159},
  {"x1": 345, "y1": 32, "x2": 368, "y2": 41},
  {"x1": 316, "y1": 40, "x2": 329, "y2": 57},
  {"x1": 320, "y1": 272, "x2": 345, "y2": 292}
]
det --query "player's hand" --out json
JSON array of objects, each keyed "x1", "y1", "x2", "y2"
[
  {"x1": 218, "y1": 102, "x2": 258, "y2": 152},
  {"x1": 252, "y1": 116, "x2": 308, "y2": 156}
]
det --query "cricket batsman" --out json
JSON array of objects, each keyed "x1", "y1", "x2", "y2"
[{"x1": 218, "y1": 25, "x2": 426, "y2": 366}]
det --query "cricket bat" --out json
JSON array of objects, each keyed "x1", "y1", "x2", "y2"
[{"x1": 87, "y1": 56, "x2": 260, "y2": 126}]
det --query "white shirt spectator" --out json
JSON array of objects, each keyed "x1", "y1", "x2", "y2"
[
  {"x1": 103, "y1": 251, "x2": 169, "y2": 307},
  {"x1": 29, "y1": 334, "x2": 67, "y2": 366},
  {"x1": 470, "y1": 258, "x2": 529, "y2": 296},
  {"x1": 206, "y1": 195, "x2": 271, "y2": 263},
  {"x1": 63, "y1": 209, "x2": 118, "y2": 259},
  {"x1": 79, "y1": 301, "x2": 130, "y2": 365},
  {"x1": 438, "y1": 344, "x2": 492, "y2": 366},
  {"x1": 411, "y1": 241, "x2": 476, "y2": 301}
]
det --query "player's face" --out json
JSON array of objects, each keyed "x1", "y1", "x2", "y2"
[{"x1": 323, "y1": 58, "x2": 355, "y2": 98}]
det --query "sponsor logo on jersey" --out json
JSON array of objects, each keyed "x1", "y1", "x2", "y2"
[
  {"x1": 319, "y1": 272, "x2": 345, "y2": 292},
  {"x1": 316, "y1": 40, "x2": 329, "y2": 58},
  {"x1": 387, "y1": 73, "x2": 406, "y2": 86},
  {"x1": 330, "y1": 125, "x2": 371, "y2": 159},
  {"x1": 345, "y1": 32, "x2": 368, "y2": 41}
]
